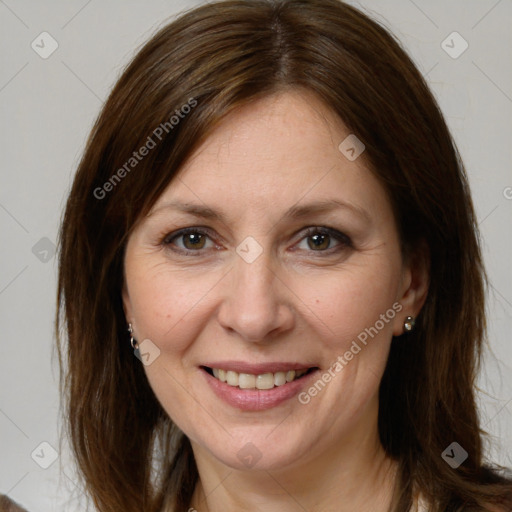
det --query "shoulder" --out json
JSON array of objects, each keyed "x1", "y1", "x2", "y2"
[{"x1": 0, "y1": 494, "x2": 29, "y2": 512}]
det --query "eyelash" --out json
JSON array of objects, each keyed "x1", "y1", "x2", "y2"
[{"x1": 162, "y1": 226, "x2": 352, "y2": 256}]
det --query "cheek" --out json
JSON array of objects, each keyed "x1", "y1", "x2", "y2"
[
  {"x1": 293, "y1": 257, "x2": 401, "y2": 351},
  {"x1": 289, "y1": 264, "x2": 401, "y2": 429},
  {"x1": 126, "y1": 259, "x2": 224, "y2": 352}
]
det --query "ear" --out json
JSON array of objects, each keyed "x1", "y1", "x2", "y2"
[{"x1": 392, "y1": 239, "x2": 430, "y2": 336}]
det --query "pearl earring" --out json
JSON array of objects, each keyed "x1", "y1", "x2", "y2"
[{"x1": 403, "y1": 316, "x2": 416, "y2": 333}]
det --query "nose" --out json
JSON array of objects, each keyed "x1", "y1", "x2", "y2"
[{"x1": 217, "y1": 249, "x2": 295, "y2": 343}]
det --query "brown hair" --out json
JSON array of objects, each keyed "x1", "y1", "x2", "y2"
[{"x1": 56, "y1": 1, "x2": 512, "y2": 511}]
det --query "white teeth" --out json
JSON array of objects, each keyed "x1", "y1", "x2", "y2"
[
  {"x1": 286, "y1": 370, "x2": 296, "y2": 382},
  {"x1": 274, "y1": 371, "x2": 286, "y2": 386},
  {"x1": 210, "y1": 367, "x2": 309, "y2": 390},
  {"x1": 238, "y1": 373, "x2": 256, "y2": 389},
  {"x1": 226, "y1": 370, "x2": 239, "y2": 386},
  {"x1": 256, "y1": 373, "x2": 275, "y2": 390}
]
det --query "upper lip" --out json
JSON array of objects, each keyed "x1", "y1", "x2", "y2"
[{"x1": 202, "y1": 361, "x2": 318, "y2": 374}]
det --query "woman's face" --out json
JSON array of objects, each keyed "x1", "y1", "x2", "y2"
[{"x1": 123, "y1": 90, "x2": 420, "y2": 471}]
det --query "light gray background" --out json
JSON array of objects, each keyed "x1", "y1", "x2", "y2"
[{"x1": 0, "y1": 0, "x2": 510, "y2": 510}]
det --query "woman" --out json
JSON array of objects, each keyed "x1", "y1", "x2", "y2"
[{"x1": 56, "y1": 0, "x2": 512, "y2": 511}]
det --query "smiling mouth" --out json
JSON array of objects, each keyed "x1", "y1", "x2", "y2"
[{"x1": 202, "y1": 366, "x2": 318, "y2": 390}]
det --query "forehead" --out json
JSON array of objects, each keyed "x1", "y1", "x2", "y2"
[
  {"x1": 148, "y1": 90, "x2": 390, "y2": 225},
  {"x1": 178, "y1": 89, "x2": 347, "y2": 179}
]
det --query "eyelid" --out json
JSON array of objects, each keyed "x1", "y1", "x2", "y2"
[
  {"x1": 163, "y1": 226, "x2": 217, "y2": 244},
  {"x1": 161, "y1": 225, "x2": 352, "y2": 254},
  {"x1": 162, "y1": 226, "x2": 221, "y2": 255},
  {"x1": 300, "y1": 225, "x2": 350, "y2": 240},
  {"x1": 294, "y1": 226, "x2": 353, "y2": 251}
]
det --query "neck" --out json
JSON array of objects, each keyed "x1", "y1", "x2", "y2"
[{"x1": 189, "y1": 403, "x2": 398, "y2": 512}]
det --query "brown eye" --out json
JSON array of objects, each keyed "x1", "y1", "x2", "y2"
[
  {"x1": 297, "y1": 227, "x2": 352, "y2": 253},
  {"x1": 163, "y1": 228, "x2": 215, "y2": 253},
  {"x1": 182, "y1": 232, "x2": 206, "y2": 250},
  {"x1": 307, "y1": 233, "x2": 331, "y2": 251}
]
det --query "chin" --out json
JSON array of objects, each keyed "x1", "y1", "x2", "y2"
[{"x1": 194, "y1": 423, "x2": 319, "y2": 472}]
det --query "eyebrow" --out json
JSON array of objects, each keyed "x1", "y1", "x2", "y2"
[{"x1": 149, "y1": 198, "x2": 371, "y2": 223}]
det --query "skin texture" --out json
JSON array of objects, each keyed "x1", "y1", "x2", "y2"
[{"x1": 123, "y1": 90, "x2": 429, "y2": 512}]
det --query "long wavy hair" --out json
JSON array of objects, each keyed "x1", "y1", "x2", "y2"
[{"x1": 56, "y1": 1, "x2": 512, "y2": 510}]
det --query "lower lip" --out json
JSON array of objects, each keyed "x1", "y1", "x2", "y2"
[{"x1": 201, "y1": 368, "x2": 319, "y2": 411}]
